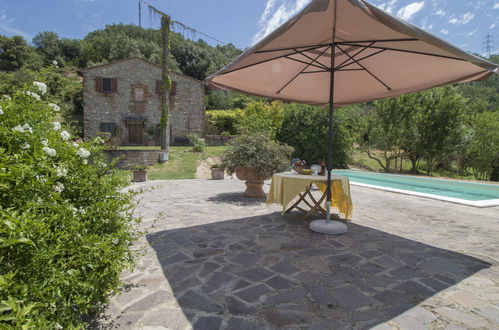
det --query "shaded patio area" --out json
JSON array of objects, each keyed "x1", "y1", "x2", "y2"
[{"x1": 93, "y1": 179, "x2": 499, "y2": 329}]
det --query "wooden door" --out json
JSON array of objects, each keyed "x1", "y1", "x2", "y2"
[{"x1": 128, "y1": 123, "x2": 143, "y2": 145}]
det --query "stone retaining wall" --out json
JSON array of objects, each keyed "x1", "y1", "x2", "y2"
[
  {"x1": 205, "y1": 135, "x2": 236, "y2": 146},
  {"x1": 104, "y1": 150, "x2": 162, "y2": 169}
]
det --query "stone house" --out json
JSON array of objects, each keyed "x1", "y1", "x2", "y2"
[{"x1": 81, "y1": 57, "x2": 205, "y2": 146}]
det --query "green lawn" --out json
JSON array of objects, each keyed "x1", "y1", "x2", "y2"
[
  {"x1": 350, "y1": 148, "x2": 478, "y2": 181},
  {"x1": 146, "y1": 146, "x2": 226, "y2": 180}
]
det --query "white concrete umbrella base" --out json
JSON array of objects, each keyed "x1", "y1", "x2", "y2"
[{"x1": 309, "y1": 219, "x2": 347, "y2": 235}]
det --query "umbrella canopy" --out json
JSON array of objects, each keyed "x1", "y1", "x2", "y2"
[{"x1": 206, "y1": 0, "x2": 498, "y2": 106}]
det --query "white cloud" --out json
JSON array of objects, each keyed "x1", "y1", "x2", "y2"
[
  {"x1": 449, "y1": 13, "x2": 475, "y2": 25},
  {"x1": 252, "y1": 0, "x2": 311, "y2": 44},
  {"x1": 0, "y1": 10, "x2": 31, "y2": 39},
  {"x1": 490, "y1": 22, "x2": 497, "y2": 29},
  {"x1": 440, "y1": 29, "x2": 449, "y2": 35},
  {"x1": 376, "y1": 0, "x2": 399, "y2": 14},
  {"x1": 494, "y1": 3, "x2": 499, "y2": 9},
  {"x1": 435, "y1": 10, "x2": 445, "y2": 16},
  {"x1": 467, "y1": 28, "x2": 478, "y2": 37},
  {"x1": 396, "y1": 1, "x2": 425, "y2": 21}
]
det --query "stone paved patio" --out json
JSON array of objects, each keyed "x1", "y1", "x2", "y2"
[{"x1": 92, "y1": 179, "x2": 499, "y2": 329}]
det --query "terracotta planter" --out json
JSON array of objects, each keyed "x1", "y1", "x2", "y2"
[
  {"x1": 211, "y1": 168, "x2": 225, "y2": 180},
  {"x1": 235, "y1": 166, "x2": 269, "y2": 198},
  {"x1": 133, "y1": 170, "x2": 147, "y2": 182}
]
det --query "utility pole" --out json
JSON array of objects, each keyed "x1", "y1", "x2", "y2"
[
  {"x1": 483, "y1": 33, "x2": 495, "y2": 58},
  {"x1": 138, "y1": 1, "x2": 142, "y2": 27},
  {"x1": 143, "y1": 1, "x2": 171, "y2": 162},
  {"x1": 159, "y1": 14, "x2": 171, "y2": 162}
]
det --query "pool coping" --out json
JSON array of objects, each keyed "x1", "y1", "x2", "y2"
[{"x1": 350, "y1": 182, "x2": 499, "y2": 207}]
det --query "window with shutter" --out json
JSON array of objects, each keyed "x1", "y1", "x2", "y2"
[
  {"x1": 95, "y1": 77, "x2": 102, "y2": 93},
  {"x1": 111, "y1": 78, "x2": 118, "y2": 93},
  {"x1": 99, "y1": 123, "x2": 117, "y2": 136},
  {"x1": 156, "y1": 80, "x2": 161, "y2": 94},
  {"x1": 170, "y1": 81, "x2": 177, "y2": 97},
  {"x1": 102, "y1": 78, "x2": 113, "y2": 93}
]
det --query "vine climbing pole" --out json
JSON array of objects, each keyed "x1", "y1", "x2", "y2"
[{"x1": 159, "y1": 14, "x2": 171, "y2": 162}]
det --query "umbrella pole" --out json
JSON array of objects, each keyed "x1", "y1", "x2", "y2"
[
  {"x1": 325, "y1": 44, "x2": 336, "y2": 224},
  {"x1": 309, "y1": 0, "x2": 347, "y2": 235}
]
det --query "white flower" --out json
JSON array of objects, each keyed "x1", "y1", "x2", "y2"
[
  {"x1": 97, "y1": 161, "x2": 107, "y2": 168},
  {"x1": 55, "y1": 166, "x2": 68, "y2": 177},
  {"x1": 52, "y1": 60, "x2": 58, "y2": 66},
  {"x1": 41, "y1": 139, "x2": 48, "y2": 146},
  {"x1": 43, "y1": 147, "x2": 57, "y2": 157},
  {"x1": 77, "y1": 148, "x2": 90, "y2": 158},
  {"x1": 2, "y1": 95, "x2": 11, "y2": 100},
  {"x1": 33, "y1": 81, "x2": 47, "y2": 95},
  {"x1": 48, "y1": 103, "x2": 60, "y2": 112},
  {"x1": 60, "y1": 130, "x2": 71, "y2": 141},
  {"x1": 13, "y1": 124, "x2": 33, "y2": 134},
  {"x1": 21, "y1": 143, "x2": 30, "y2": 150},
  {"x1": 0, "y1": 106, "x2": 3, "y2": 115},
  {"x1": 24, "y1": 91, "x2": 41, "y2": 100},
  {"x1": 53, "y1": 122, "x2": 61, "y2": 130},
  {"x1": 72, "y1": 142, "x2": 79, "y2": 148},
  {"x1": 54, "y1": 182, "x2": 64, "y2": 193},
  {"x1": 83, "y1": 159, "x2": 88, "y2": 165},
  {"x1": 95, "y1": 136, "x2": 104, "y2": 144},
  {"x1": 36, "y1": 175, "x2": 47, "y2": 184}
]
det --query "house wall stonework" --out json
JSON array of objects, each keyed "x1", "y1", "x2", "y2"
[{"x1": 82, "y1": 58, "x2": 205, "y2": 145}]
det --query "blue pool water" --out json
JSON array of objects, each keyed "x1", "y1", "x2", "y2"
[{"x1": 332, "y1": 170, "x2": 499, "y2": 201}]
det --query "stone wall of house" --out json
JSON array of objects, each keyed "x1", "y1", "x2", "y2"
[
  {"x1": 82, "y1": 58, "x2": 205, "y2": 146},
  {"x1": 103, "y1": 150, "x2": 163, "y2": 169}
]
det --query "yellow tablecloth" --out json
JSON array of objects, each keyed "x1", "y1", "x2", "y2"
[{"x1": 266, "y1": 172, "x2": 353, "y2": 219}]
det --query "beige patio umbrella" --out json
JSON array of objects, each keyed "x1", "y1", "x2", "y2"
[{"x1": 206, "y1": 0, "x2": 499, "y2": 234}]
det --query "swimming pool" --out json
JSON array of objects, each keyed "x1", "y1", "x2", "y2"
[{"x1": 332, "y1": 170, "x2": 499, "y2": 207}]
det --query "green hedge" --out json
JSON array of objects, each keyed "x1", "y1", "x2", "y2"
[
  {"x1": 277, "y1": 103, "x2": 352, "y2": 168},
  {"x1": 0, "y1": 82, "x2": 139, "y2": 328},
  {"x1": 205, "y1": 109, "x2": 241, "y2": 135}
]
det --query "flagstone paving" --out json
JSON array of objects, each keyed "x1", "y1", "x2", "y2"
[{"x1": 92, "y1": 178, "x2": 499, "y2": 329}]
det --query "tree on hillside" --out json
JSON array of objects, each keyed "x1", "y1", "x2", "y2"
[
  {"x1": 417, "y1": 87, "x2": 467, "y2": 175},
  {"x1": 32, "y1": 31, "x2": 62, "y2": 64},
  {"x1": 0, "y1": 35, "x2": 31, "y2": 71}
]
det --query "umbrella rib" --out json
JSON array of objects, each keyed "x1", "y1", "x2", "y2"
[
  {"x1": 337, "y1": 49, "x2": 386, "y2": 70},
  {"x1": 276, "y1": 46, "x2": 332, "y2": 95},
  {"x1": 221, "y1": 44, "x2": 329, "y2": 75},
  {"x1": 335, "y1": 42, "x2": 375, "y2": 69},
  {"x1": 341, "y1": 43, "x2": 465, "y2": 61},
  {"x1": 294, "y1": 50, "x2": 330, "y2": 70},
  {"x1": 285, "y1": 55, "x2": 331, "y2": 71},
  {"x1": 301, "y1": 70, "x2": 331, "y2": 74},
  {"x1": 336, "y1": 45, "x2": 392, "y2": 91},
  {"x1": 253, "y1": 38, "x2": 418, "y2": 54}
]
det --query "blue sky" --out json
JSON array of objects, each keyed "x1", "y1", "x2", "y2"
[{"x1": 1, "y1": 0, "x2": 498, "y2": 55}]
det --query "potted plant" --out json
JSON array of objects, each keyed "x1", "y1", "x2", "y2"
[
  {"x1": 210, "y1": 164, "x2": 225, "y2": 180},
  {"x1": 146, "y1": 126, "x2": 156, "y2": 146},
  {"x1": 131, "y1": 164, "x2": 148, "y2": 182},
  {"x1": 221, "y1": 133, "x2": 293, "y2": 198}
]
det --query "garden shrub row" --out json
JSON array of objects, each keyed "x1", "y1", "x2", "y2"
[{"x1": 0, "y1": 81, "x2": 140, "y2": 328}]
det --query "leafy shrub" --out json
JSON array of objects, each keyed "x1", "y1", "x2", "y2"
[
  {"x1": 221, "y1": 133, "x2": 293, "y2": 178},
  {"x1": 0, "y1": 83, "x2": 139, "y2": 328},
  {"x1": 234, "y1": 101, "x2": 284, "y2": 139},
  {"x1": 277, "y1": 103, "x2": 351, "y2": 168},
  {"x1": 205, "y1": 109, "x2": 241, "y2": 135},
  {"x1": 467, "y1": 111, "x2": 499, "y2": 181},
  {"x1": 187, "y1": 133, "x2": 206, "y2": 153}
]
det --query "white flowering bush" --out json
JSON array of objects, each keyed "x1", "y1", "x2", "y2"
[{"x1": 0, "y1": 88, "x2": 140, "y2": 328}]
